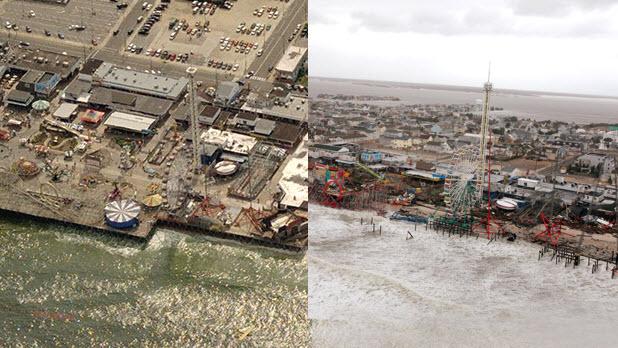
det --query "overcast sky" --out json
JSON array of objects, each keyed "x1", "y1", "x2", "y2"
[{"x1": 310, "y1": 0, "x2": 618, "y2": 96}]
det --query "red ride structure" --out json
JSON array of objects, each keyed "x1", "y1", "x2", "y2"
[
  {"x1": 536, "y1": 212, "x2": 563, "y2": 246},
  {"x1": 474, "y1": 130, "x2": 507, "y2": 240},
  {"x1": 321, "y1": 177, "x2": 345, "y2": 208}
]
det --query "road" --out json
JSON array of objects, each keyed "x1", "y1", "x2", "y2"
[
  {"x1": 248, "y1": 0, "x2": 307, "y2": 79},
  {"x1": 103, "y1": 0, "x2": 146, "y2": 51},
  {"x1": 2, "y1": 31, "x2": 90, "y2": 57}
]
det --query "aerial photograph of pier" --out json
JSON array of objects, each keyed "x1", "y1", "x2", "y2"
[
  {"x1": 309, "y1": 0, "x2": 618, "y2": 347},
  {"x1": 0, "y1": 0, "x2": 308, "y2": 345}
]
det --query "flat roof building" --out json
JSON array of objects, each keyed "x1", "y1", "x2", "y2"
[
  {"x1": 93, "y1": 63, "x2": 188, "y2": 100},
  {"x1": 4, "y1": 89, "x2": 34, "y2": 107},
  {"x1": 278, "y1": 137, "x2": 308, "y2": 210},
  {"x1": 6, "y1": 47, "x2": 81, "y2": 79},
  {"x1": 200, "y1": 128, "x2": 257, "y2": 156},
  {"x1": 255, "y1": 118, "x2": 277, "y2": 136},
  {"x1": 241, "y1": 93, "x2": 308, "y2": 124},
  {"x1": 199, "y1": 105, "x2": 221, "y2": 126},
  {"x1": 172, "y1": 100, "x2": 221, "y2": 127},
  {"x1": 215, "y1": 81, "x2": 241, "y2": 106},
  {"x1": 201, "y1": 143, "x2": 222, "y2": 165},
  {"x1": 104, "y1": 111, "x2": 157, "y2": 134},
  {"x1": 233, "y1": 111, "x2": 258, "y2": 128},
  {"x1": 89, "y1": 87, "x2": 173, "y2": 118},
  {"x1": 61, "y1": 76, "x2": 92, "y2": 102},
  {"x1": 16, "y1": 69, "x2": 61, "y2": 96},
  {"x1": 19, "y1": 70, "x2": 46, "y2": 85},
  {"x1": 275, "y1": 46, "x2": 307, "y2": 81},
  {"x1": 53, "y1": 102, "x2": 79, "y2": 120},
  {"x1": 270, "y1": 122, "x2": 304, "y2": 148}
]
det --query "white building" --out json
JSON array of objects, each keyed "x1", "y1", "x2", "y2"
[{"x1": 275, "y1": 46, "x2": 307, "y2": 81}]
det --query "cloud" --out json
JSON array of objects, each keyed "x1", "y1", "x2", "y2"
[
  {"x1": 508, "y1": 0, "x2": 618, "y2": 16},
  {"x1": 313, "y1": 0, "x2": 618, "y2": 37},
  {"x1": 309, "y1": 0, "x2": 618, "y2": 95}
]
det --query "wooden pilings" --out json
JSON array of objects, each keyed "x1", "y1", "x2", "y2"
[
  {"x1": 538, "y1": 244, "x2": 616, "y2": 278},
  {"x1": 427, "y1": 216, "x2": 475, "y2": 238}
]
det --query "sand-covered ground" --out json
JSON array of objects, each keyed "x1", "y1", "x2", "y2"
[{"x1": 310, "y1": 204, "x2": 618, "y2": 347}]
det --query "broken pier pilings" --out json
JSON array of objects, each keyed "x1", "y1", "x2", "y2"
[
  {"x1": 427, "y1": 215, "x2": 475, "y2": 238},
  {"x1": 360, "y1": 217, "x2": 382, "y2": 235},
  {"x1": 538, "y1": 243, "x2": 618, "y2": 278}
]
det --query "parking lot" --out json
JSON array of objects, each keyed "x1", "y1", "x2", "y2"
[
  {"x1": 0, "y1": 0, "x2": 135, "y2": 45},
  {"x1": 123, "y1": 0, "x2": 301, "y2": 78}
]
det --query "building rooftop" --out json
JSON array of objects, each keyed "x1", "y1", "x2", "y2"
[
  {"x1": 93, "y1": 63, "x2": 188, "y2": 100},
  {"x1": 270, "y1": 122, "x2": 303, "y2": 145},
  {"x1": 236, "y1": 111, "x2": 258, "y2": 121},
  {"x1": 216, "y1": 81, "x2": 241, "y2": 100},
  {"x1": 172, "y1": 99, "x2": 206, "y2": 122},
  {"x1": 255, "y1": 118, "x2": 276, "y2": 135},
  {"x1": 62, "y1": 77, "x2": 92, "y2": 101},
  {"x1": 241, "y1": 94, "x2": 308, "y2": 123},
  {"x1": 275, "y1": 46, "x2": 308, "y2": 73},
  {"x1": 7, "y1": 47, "x2": 81, "y2": 77},
  {"x1": 104, "y1": 111, "x2": 157, "y2": 133},
  {"x1": 81, "y1": 59, "x2": 104, "y2": 76},
  {"x1": 5, "y1": 89, "x2": 34, "y2": 104},
  {"x1": 20, "y1": 70, "x2": 45, "y2": 84},
  {"x1": 89, "y1": 87, "x2": 173, "y2": 117},
  {"x1": 200, "y1": 105, "x2": 220, "y2": 119},
  {"x1": 578, "y1": 153, "x2": 608, "y2": 160},
  {"x1": 200, "y1": 128, "x2": 257, "y2": 155},
  {"x1": 279, "y1": 136, "x2": 308, "y2": 209},
  {"x1": 53, "y1": 102, "x2": 79, "y2": 120},
  {"x1": 202, "y1": 143, "x2": 221, "y2": 157}
]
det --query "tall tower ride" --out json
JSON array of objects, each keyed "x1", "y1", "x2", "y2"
[
  {"x1": 186, "y1": 66, "x2": 201, "y2": 174},
  {"x1": 476, "y1": 65, "x2": 492, "y2": 201}
]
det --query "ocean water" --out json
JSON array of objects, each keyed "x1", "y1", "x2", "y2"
[
  {"x1": 0, "y1": 216, "x2": 308, "y2": 347},
  {"x1": 311, "y1": 78, "x2": 618, "y2": 124},
  {"x1": 309, "y1": 205, "x2": 618, "y2": 347}
]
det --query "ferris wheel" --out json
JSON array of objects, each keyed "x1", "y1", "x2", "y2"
[{"x1": 443, "y1": 145, "x2": 481, "y2": 217}]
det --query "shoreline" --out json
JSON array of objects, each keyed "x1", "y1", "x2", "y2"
[
  {"x1": 310, "y1": 204, "x2": 618, "y2": 347},
  {"x1": 310, "y1": 202, "x2": 617, "y2": 265},
  {"x1": 0, "y1": 206, "x2": 307, "y2": 254}
]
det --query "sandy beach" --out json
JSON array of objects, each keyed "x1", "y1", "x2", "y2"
[{"x1": 309, "y1": 204, "x2": 618, "y2": 347}]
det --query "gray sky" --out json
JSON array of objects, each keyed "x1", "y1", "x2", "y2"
[{"x1": 310, "y1": 0, "x2": 618, "y2": 96}]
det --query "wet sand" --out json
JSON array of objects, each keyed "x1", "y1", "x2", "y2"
[{"x1": 309, "y1": 205, "x2": 618, "y2": 347}]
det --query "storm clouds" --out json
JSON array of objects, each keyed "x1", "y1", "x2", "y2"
[{"x1": 310, "y1": 0, "x2": 618, "y2": 95}]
